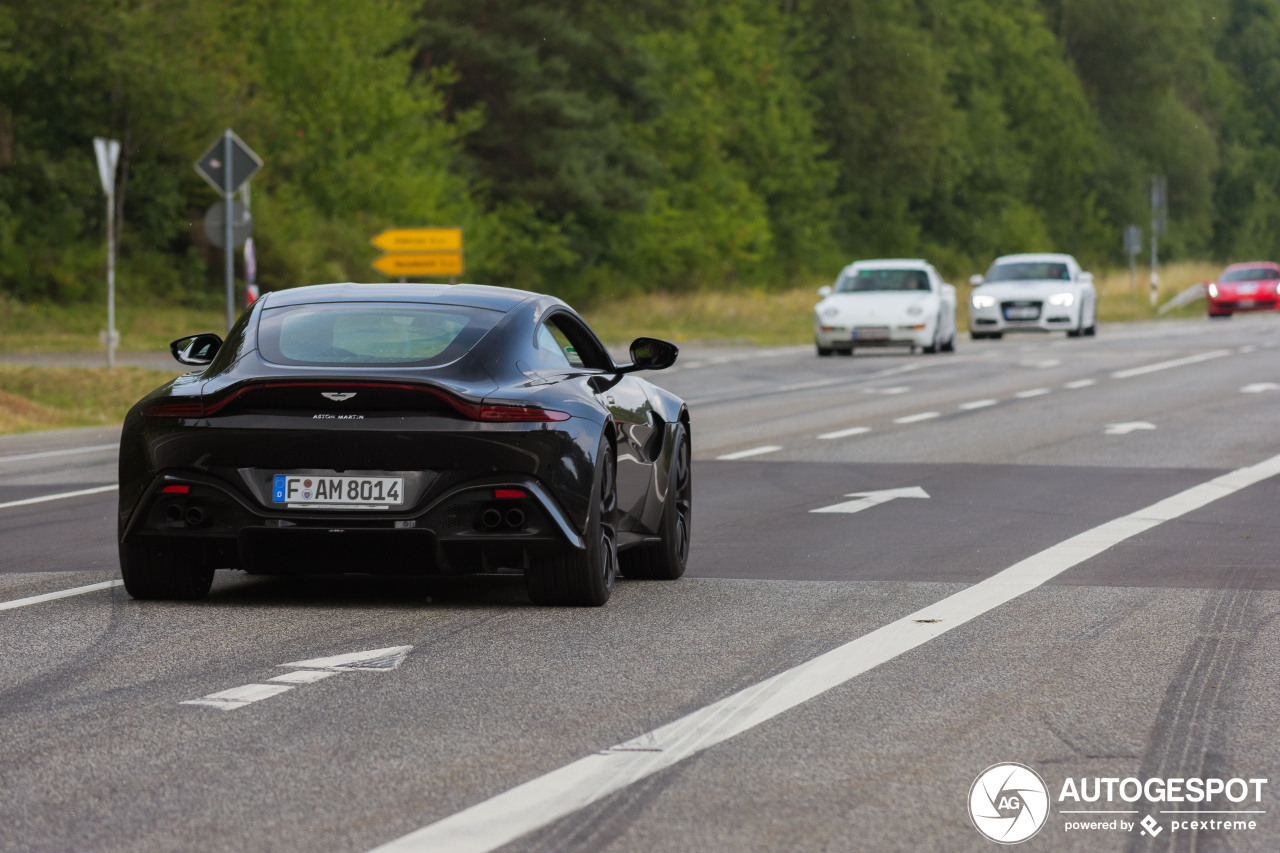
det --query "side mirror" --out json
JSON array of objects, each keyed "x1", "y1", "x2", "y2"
[
  {"x1": 817, "y1": 285, "x2": 833, "y2": 297},
  {"x1": 1079, "y1": 271, "x2": 1094, "y2": 285},
  {"x1": 170, "y1": 333, "x2": 223, "y2": 366},
  {"x1": 620, "y1": 337, "x2": 678, "y2": 373},
  {"x1": 968, "y1": 274, "x2": 985, "y2": 286}
]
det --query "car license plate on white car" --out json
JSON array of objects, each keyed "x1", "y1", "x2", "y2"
[
  {"x1": 272, "y1": 475, "x2": 404, "y2": 509},
  {"x1": 853, "y1": 327, "x2": 890, "y2": 340},
  {"x1": 1004, "y1": 306, "x2": 1039, "y2": 320}
]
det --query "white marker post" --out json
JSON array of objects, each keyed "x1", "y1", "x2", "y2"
[{"x1": 93, "y1": 138, "x2": 121, "y2": 369}]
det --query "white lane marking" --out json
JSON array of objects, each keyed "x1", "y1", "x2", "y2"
[
  {"x1": 816, "y1": 426, "x2": 871, "y2": 440},
  {"x1": 810, "y1": 487, "x2": 929, "y2": 515},
  {"x1": 1240, "y1": 382, "x2": 1279, "y2": 394},
  {"x1": 1105, "y1": 421, "x2": 1156, "y2": 435},
  {"x1": 893, "y1": 411, "x2": 939, "y2": 424},
  {"x1": 1064, "y1": 378, "x2": 1096, "y2": 389},
  {"x1": 1239, "y1": 345, "x2": 1258, "y2": 354},
  {"x1": 0, "y1": 484, "x2": 118, "y2": 511},
  {"x1": 959, "y1": 399, "x2": 998, "y2": 411},
  {"x1": 863, "y1": 386, "x2": 911, "y2": 395},
  {"x1": 367, "y1": 451, "x2": 1280, "y2": 853},
  {"x1": 715, "y1": 445, "x2": 782, "y2": 460},
  {"x1": 269, "y1": 670, "x2": 340, "y2": 685},
  {"x1": 1111, "y1": 349, "x2": 1231, "y2": 379},
  {"x1": 0, "y1": 443, "x2": 117, "y2": 464},
  {"x1": 775, "y1": 377, "x2": 848, "y2": 393},
  {"x1": 281, "y1": 645, "x2": 413, "y2": 671},
  {"x1": 1020, "y1": 359, "x2": 1061, "y2": 369},
  {"x1": 0, "y1": 580, "x2": 123, "y2": 612},
  {"x1": 1014, "y1": 388, "x2": 1050, "y2": 398},
  {"x1": 184, "y1": 646, "x2": 415, "y2": 710},
  {"x1": 182, "y1": 683, "x2": 295, "y2": 710}
]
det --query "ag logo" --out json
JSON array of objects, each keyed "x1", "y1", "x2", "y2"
[
  {"x1": 969, "y1": 763, "x2": 1050, "y2": 844},
  {"x1": 321, "y1": 392, "x2": 357, "y2": 402}
]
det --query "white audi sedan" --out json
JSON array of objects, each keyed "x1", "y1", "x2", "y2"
[
  {"x1": 968, "y1": 253, "x2": 1097, "y2": 339},
  {"x1": 814, "y1": 259, "x2": 957, "y2": 356}
]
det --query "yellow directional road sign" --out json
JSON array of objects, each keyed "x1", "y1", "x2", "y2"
[
  {"x1": 371, "y1": 252, "x2": 464, "y2": 277},
  {"x1": 371, "y1": 227, "x2": 463, "y2": 253}
]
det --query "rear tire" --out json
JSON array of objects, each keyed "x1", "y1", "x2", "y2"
[
  {"x1": 525, "y1": 438, "x2": 618, "y2": 606},
  {"x1": 120, "y1": 540, "x2": 214, "y2": 600},
  {"x1": 621, "y1": 424, "x2": 691, "y2": 581}
]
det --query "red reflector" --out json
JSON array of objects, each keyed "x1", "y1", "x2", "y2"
[
  {"x1": 161, "y1": 485, "x2": 190, "y2": 494},
  {"x1": 494, "y1": 489, "x2": 527, "y2": 499}
]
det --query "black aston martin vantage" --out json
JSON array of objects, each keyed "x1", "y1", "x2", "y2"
[{"x1": 118, "y1": 283, "x2": 691, "y2": 606}]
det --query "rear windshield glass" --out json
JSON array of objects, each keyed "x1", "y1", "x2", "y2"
[
  {"x1": 1222, "y1": 267, "x2": 1279, "y2": 282},
  {"x1": 986, "y1": 262, "x2": 1070, "y2": 282},
  {"x1": 258, "y1": 302, "x2": 503, "y2": 367},
  {"x1": 835, "y1": 269, "x2": 931, "y2": 292}
]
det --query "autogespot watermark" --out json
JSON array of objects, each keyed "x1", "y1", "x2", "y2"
[{"x1": 968, "y1": 764, "x2": 1269, "y2": 844}]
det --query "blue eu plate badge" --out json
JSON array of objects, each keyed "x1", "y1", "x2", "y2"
[{"x1": 273, "y1": 475, "x2": 286, "y2": 502}]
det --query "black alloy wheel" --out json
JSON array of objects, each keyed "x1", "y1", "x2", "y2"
[
  {"x1": 525, "y1": 437, "x2": 618, "y2": 606},
  {"x1": 621, "y1": 423, "x2": 691, "y2": 580}
]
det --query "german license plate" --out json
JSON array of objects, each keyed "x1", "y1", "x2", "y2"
[
  {"x1": 853, "y1": 328, "x2": 890, "y2": 340},
  {"x1": 1004, "y1": 306, "x2": 1039, "y2": 320},
  {"x1": 273, "y1": 475, "x2": 404, "y2": 509},
  {"x1": 1239, "y1": 299, "x2": 1255, "y2": 308}
]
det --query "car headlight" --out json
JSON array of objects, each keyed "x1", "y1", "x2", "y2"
[
  {"x1": 820, "y1": 305, "x2": 839, "y2": 318},
  {"x1": 1207, "y1": 282, "x2": 1219, "y2": 298},
  {"x1": 906, "y1": 304, "x2": 924, "y2": 316},
  {"x1": 1048, "y1": 292, "x2": 1075, "y2": 306},
  {"x1": 972, "y1": 294, "x2": 997, "y2": 309}
]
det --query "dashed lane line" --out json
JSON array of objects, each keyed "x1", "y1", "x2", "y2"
[
  {"x1": 893, "y1": 411, "x2": 940, "y2": 424},
  {"x1": 715, "y1": 445, "x2": 782, "y2": 461},
  {"x1": 959, "y1": 399, "x2": 999, "y2": 411},
  {"x1": 1014, "y1": 387, "x2": 1051, "y2": 399},
  {"x1": 1064, "y1": 378, "x2": 1096, "y2": 389},
  {"x1": 816, "y1": 426, "x2": 871, "y2": 440},
  {"x1": 366, "y1": 449, "x2": 1280, "y2": 853},
  {"x1": 0, "y1": 484, "x2": 118, "y2": 511},
  {"x1": 0, "y1": 580, "x2": 123, "y2": 612}
]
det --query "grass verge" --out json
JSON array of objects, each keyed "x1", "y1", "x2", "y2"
[{"x1": 0, "y1": 366, "x2": 178, "y2": 434}]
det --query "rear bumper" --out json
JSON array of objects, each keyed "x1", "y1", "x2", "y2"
[{"x1": 121, "y1": 470, "x2": 582, "y2": 575}]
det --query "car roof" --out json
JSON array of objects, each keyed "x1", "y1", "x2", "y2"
[
  {"x1": 260, "y1": 283, "x2": 544, "y2": 312},
  {"x1": 992, "y1": 253, "x2": 1076, "y2": 265},
  {"x1": 841, "y1": 258, "x2": 933, "y2": 273}
]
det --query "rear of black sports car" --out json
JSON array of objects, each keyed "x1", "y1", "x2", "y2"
[{"x1": 117, "y1": 284, "x2": 679, "y2": 606}]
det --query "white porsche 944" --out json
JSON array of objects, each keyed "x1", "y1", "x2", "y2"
[{"x1": 814, "y1": 259, "x2": 958, "y2": 356}]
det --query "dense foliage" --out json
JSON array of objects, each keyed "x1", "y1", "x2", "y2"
[{"x1": 2, "y1": 0, "x2": 1279, "y2": 306}]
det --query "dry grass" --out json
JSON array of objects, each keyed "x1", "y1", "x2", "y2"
[
  {"x1": 1092, "y1": 261, "x2": 1220, "y2": 322},
  {"x1": 0, "y1": 365, "x2": 179, "y2": 434},
  {"x1": 0, "y1": 298, "x2": 225, "y2": 353}
]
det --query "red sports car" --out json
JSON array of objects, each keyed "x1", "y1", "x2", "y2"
[{"x1": 1206, "y1": 262, "x2": 1280, "y2": 317}]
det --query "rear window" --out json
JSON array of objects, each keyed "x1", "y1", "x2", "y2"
[
  {"x1": 1222, "y1": 267, "x2": 1279, "y2": 282},
  {"x1": 835, "y1": 269, "x2": 931, "y2": 292},
  {"x1": 986, "y1": 262, "x2": 1070, "y2": 282},
  {"x1": 258, "y1": 302, "x2": 503, "y2": 367}
]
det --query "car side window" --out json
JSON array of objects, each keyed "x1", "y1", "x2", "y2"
[{"x1": 533, "y1": 323, "x2": 573, "y2": 369}]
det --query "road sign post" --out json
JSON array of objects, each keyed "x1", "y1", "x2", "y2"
[
  {"x1": 195, "y1": 130, "x2": 262, "y2": 331},
  {"x1": 1123, "y1": 225, "x2": 1142, "y2": 297},
  {"x1": 1150, "y1": 175, "x2": 1167, "y2": 306},
  {"x1": 93, "y1": 138, "x2": 121, "y2": 369}
]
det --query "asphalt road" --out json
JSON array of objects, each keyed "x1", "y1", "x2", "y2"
[{"x1": 3, "y1": 316, "x2": 1280, "y2": 852}]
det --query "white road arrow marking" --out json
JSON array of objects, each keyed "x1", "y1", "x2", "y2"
[
  {"x1": 281, "y1": 645, "x2": 413, "y2": 671},
  {"x1": 1104, "y1": 421, "x2": 1156, "y2": 436},
  {"x1": 810, "y1": 486, "x2": 930, "y2": 515},
  {"x1": 1240, "y1": 382, "x2": 1279, "y2": 394},
  {"x1": 182, "y1": 645, "x2": 414, "y2": 710}
]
